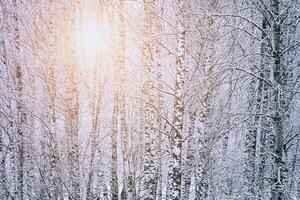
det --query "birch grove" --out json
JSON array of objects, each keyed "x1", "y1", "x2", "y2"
[{"x1": 0, "y1": 0, "x2": 300, "y2": 199}]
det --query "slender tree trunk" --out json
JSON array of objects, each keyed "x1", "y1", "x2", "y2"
[
  {"x1": 181, "y1": 110, "x2": 196, "y2": 200},
  {"x1": 245, "y1": 81, "x2": 259, "y2": 200},
  {"x1": 110, "y1": 3, "x2": 119, "y2": 199},
  {"x1": 111, "y1": 83, "x2": 119, "y2": 200},
  {"x1": 195, "y1": 91, "x2": 212, "y2": 200},
  {"x1": 117, "y1": 1, "x2": 131, "y2": 198},
  {"x1": 156, "y1": 38, "x2": 163, "y2": 200},
  {"x1": 45, "y1": 1, "x2": 60, "y2": 198},
  {"x1": 12, "y1": 0, "x2": 26, "y2": 199},
  {"x1": 86, "y1": 55, "x2": 103, "y2": 199},
  {"x1": 0, "y1": 2, "x2": 8, "y2": 198},
  {"x1": 244, "y1": 14, "x2": 269, "y2": 200},
  {"x1": 271, "y1": 1, "x2": 285, "y2": 199},
  {"x1": 64, "y1": 2, "x2": 80, "y2": 199}
]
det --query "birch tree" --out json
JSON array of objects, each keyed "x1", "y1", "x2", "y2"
[
  {"x1": 64, "y1": 1, "x2": 80, "y2": 198},
  {"x1": 166, "y1": 0, "x2": 186, "y2": 199}
]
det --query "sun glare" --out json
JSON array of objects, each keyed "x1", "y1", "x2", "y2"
[
  {"x1": 80, "y1": 14, "x2": 102, "y2": 53},
  {"x1": 75, "y1": 12, "x2": 111, "y2": 66}
]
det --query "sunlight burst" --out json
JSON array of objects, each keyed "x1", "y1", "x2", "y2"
[
  {"x1": 75, "y1": 12, "x2": 110, "y2": 66},
  {"x1": 80, "y1": 14, "x2": 102, "y2": 53}
]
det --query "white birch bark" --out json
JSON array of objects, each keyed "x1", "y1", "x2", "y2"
[{"x1": 166, "y1": 0, "x2": 186, "y2": 199}]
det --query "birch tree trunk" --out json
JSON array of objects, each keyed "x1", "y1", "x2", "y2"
[
  {"x1": 44, "y1": 1, "x2": 60, "y2": 198},
  {"x1": 117, "y1": 1, "x2": 131, "y2": 198},
  {"x1": 181, "y1": 110, "x2": 196, "y2": 199},
  {"x1": 194, "y1": 1, "x2": 217, "y2": 198},
  {"x1": 110, "y1": 3, "x2": 119, "y2": 199},
  {"x1": 195, "y1": 85, "x2": 213, "y2": 200},
  {"x1": 86, "y1": 61, "x2": 103, "y2": 199},
  {"x1": 12, "y1": 0, "x2": 26, "y2": 199},
  {"x1": 270, "y1": 1, "x2": 285, "y2": 199},
  {"x1": 166, "y1": 0, "x2": 186, "y2": 199},
  {"x1": 0, "y1": 2, "x2": 8, "y2": 198},
  {"x1": 86, "y1": 3, "x2": 105, "y2": 198},
  {"x1": 64, "y1": 1, "x2": 80, "y2": 199},
  {"x1": 244, "y1": 12, "x2": 269, "y2": 200},
  {"x1": 111, "y1": 78, "x2": 119, "y2": 200},
  {"x1": 141, "y1": 0, "x2": 162, "y2": 199}
]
